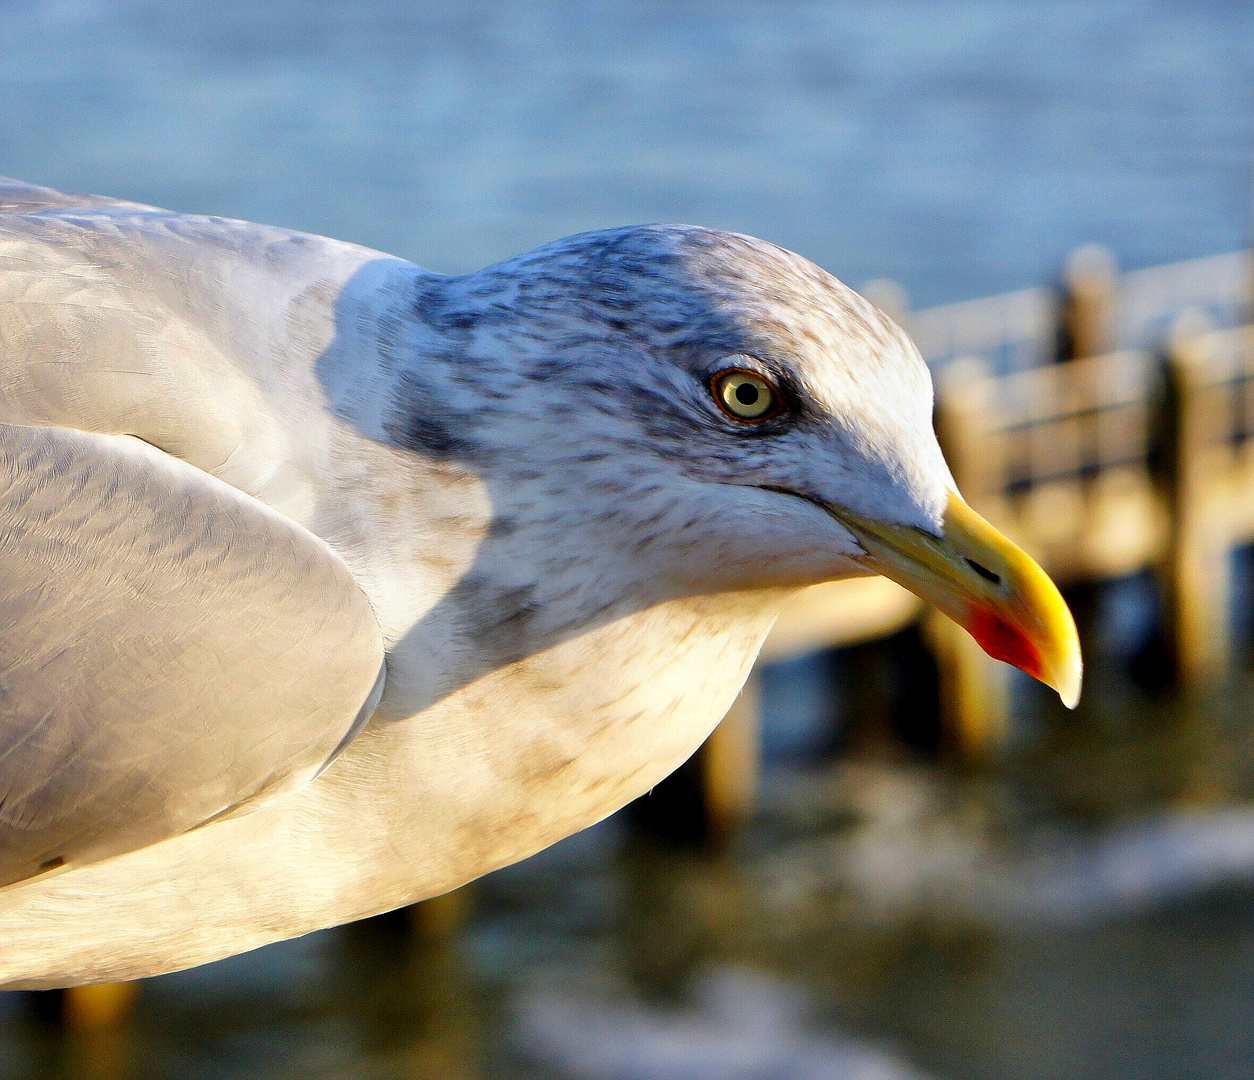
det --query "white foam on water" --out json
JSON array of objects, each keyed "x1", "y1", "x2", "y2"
[{"x1": 514, "y1": 966, "x2": 938, "y2": 1080}]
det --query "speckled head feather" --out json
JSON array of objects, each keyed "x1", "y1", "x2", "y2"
[{"x1": 384, "y1": 225, "x2": 952, "y2": 604}]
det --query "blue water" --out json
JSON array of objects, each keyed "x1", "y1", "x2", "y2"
[
  {"x1": 1, "y1": 2, "x2": 1253, "y2": 1077},
  {"x1": 0, "y1": 0, "x2": 1249, "y2": 306}
]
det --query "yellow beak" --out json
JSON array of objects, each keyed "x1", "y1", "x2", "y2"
[{"x1": 831, "y1": 491, "x2": 1082, "y2": 708}]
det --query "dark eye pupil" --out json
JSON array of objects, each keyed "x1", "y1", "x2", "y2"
[{"x1": 735, "y1": 382, "x2": 760, "y2": 405}]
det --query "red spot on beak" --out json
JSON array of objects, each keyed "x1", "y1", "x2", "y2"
[{"x1": 968, "y1": 607, "x2": 1042, "y2": 679}]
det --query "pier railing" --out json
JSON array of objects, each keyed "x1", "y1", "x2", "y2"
[
  {"x1": 939, "y1": 349, "x2": 1166, "y2": 583},
  {"x1": 911, "y1": 286, "x2": 1059, "y2": 376}
]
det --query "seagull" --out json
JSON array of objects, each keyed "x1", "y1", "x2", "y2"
[{"x1": 0, "y1": 178, "x2": 1080, "y2": 989}]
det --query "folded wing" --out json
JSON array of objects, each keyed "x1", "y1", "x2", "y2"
[
  {"x1": 0, "y1": 176, "x2": 159, "y2": 214},
  {"x1": 0, "y1": 423, "x2": 385, "y2": 887}
]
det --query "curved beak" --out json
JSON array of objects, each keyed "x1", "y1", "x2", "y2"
[{"x1": 830, "y1": 492, "x2": 1082, "y2": 708}]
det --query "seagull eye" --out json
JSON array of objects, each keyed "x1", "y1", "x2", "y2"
[{"x1": 712, "y1": 369, "x2": 781, "y2": 422}]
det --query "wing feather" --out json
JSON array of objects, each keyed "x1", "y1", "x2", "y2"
[
  {"x1": 0, "y1": 423, "x2": 385, "y2": 887},
  {"x1": 0, "y1": 177, "x2": 158, "y2": 215}
]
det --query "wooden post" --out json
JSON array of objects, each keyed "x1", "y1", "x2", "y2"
[
  {"x1": 860, "y1": 278, "x2": 911, "y2": 331},
  {"x1": 61, "y1": 981, "x2": 139, "y2": 1032},
  {"x1": 934, "y1": 357, "x2": 1005, "y2": 517},
  {"x1": 1065, "y1": 245, "x2": 1119, "y2": 359},
  {"x1": 699, "y1": 672, "x2": 761, "y2": 842},
  {"x1": 1165, "y1": 312, "x2": 1230, "y2": 682},
  {"x1": 924, "y1": 610, "x2": 1011, "y2": 759},
  {"x1": 931, "y1": 358, "x2": 1013, "y2": 757},
  {"x1": 409, "y1": 887, "x2": 471, "y2": 938}
]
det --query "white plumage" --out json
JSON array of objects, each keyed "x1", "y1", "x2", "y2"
[{"x1": 0, "y1": 179, "x2": 1075, "y2": 988}]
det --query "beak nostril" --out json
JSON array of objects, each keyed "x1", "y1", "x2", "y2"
[{"x1": 963, "y1": 557, "x2": 1001, "y2": 585}]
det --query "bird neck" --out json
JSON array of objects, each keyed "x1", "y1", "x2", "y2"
[
  {"x1": 302, "y1": 264, "x2": 803, "y2": 760},
  {"x1": 318, "y1": 424, "x2": 793, "y2": 722}
]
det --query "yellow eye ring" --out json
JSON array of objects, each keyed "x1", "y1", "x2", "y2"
[{"x1": 712, "y1": 368, "x2": 781, "y2": 422}]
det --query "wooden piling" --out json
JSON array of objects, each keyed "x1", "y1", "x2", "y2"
[
  {"x1": 1164, "y1": 314, "x2": 1254, "y2": 683},
  {"x1": 61, "y1": 981, "x2": 139, "y2": 1032},
  {"x1": 698, "y1": 673, "x2": 761, "y2": 842},
  {"x1": 932, "y1": 357, "x2": 1014, "y2": 756},
  {"x1": 409, "y1": 887, "x2": 472, "y2": 938},
  {"x1": 924, "y1": 610, "x2": 1010, "y2": 758},
  {"x1": 1065, "y1": 244, "x2": 1119, "y2": 359}
]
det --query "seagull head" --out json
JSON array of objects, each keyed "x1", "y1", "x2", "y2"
[{"x1": 387, "y1": 225, "x2": 1081, "y2": 707}]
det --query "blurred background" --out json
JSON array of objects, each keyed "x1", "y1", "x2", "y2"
[{"x1": 1, "y1": 1, "x2": 1253, "y2": 1077}]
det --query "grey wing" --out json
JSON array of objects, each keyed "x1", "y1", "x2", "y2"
[
  {"x1": 0, "y1": 179, "x2": 404, "y2": 515},
  {"x1": 0, "y1": 177, "x2": 158, "y2": 214},
  {"x1": 0, "y1": 423, "x2": 386, "y2": 888}
]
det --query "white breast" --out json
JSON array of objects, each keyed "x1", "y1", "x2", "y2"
[{"x1": 0, "y1": 588, "x2": 787, "y2": 988}]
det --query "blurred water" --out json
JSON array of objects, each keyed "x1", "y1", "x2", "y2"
[
  {"x1": 0, "y1": 0, "x2": 1249, "y2": 305},
  {"x1": 9, "y1": 703, "x2": 1254, "y2": 1080},
  {"x1": 0, "y1": 1, "x2": 1253, "y2": 1077}
]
